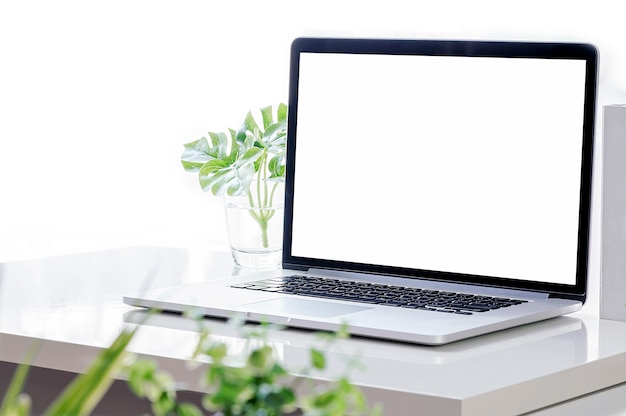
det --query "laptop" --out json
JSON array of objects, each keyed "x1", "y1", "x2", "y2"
[{"x1": 124, "y1": 37, "x2": 598, "y2": 345}]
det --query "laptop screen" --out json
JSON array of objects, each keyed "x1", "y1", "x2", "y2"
[{"x1": 284, "y1": 38, "x2": 597, "y2": 298}]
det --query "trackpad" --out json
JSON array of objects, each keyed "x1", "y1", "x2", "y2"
[{"x1": 238, "y1": 297, "x2": 372, "y2": 318}]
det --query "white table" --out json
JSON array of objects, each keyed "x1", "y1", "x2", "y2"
[{"x1": 2, "y1": 246, "x2": 626, "y2": 415}]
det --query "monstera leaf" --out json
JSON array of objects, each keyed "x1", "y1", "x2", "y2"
[
  {"x1": 198, "y1": 132, "x2": 262, "y2": 196},
  {"x1": 180, "y1": 130, "x2": 233, "y2": 172},
  {"x1": 181, "y1": 104, "x2": 287, "y2": 197}
]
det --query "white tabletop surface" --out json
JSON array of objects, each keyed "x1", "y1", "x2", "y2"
[{"x1": 2, "y1": 245, "x2": 626, "y2": 416}]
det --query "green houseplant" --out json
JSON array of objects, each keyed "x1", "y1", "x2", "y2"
[
  {"x1": 181, "y1": 104, "x2": 287, "y2": 268},
  {"x1": 1, "y1": 316, "x2": 382, "y2": 416}
]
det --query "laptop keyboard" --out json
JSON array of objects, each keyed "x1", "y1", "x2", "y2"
[{"x1": 231, "y1": 275, "x2": 528, "y2": 315}]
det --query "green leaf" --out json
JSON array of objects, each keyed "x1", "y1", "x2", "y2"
[
  {"x1": 248, "y1": 346, "x2": 272, "y2": 369},
  {"x1": 125, "y1": 358, "x2": 158, "y2": 398},
  {"x1": 227, "y1": 128, "x2": 239, "y2": 157},
  {"x1": 152, "y1": 390, "x2": 176, "y2": 416},
  {"x1": 268, "y1": 155, "x2": 285, "y2": 179},
  {"x1": 310, "y1": 349, "x2": 326, "y2": 370},
  {"x1": 260, "y1": 105, "x2": 274, "y2": 130},
  {"x1": 198, "y1": 148, "x2": 260, "y2": 196},
  {"x1": 0, "y1": 343, "x2": 38, "y2": 416},
  {"x1": 207, "y1": 131, "x2": 231, "y2": 159},
  {"x1": 263, "y1": 121, "x2": 287, "y2": 147},
  {"x1": 181, "y1": 131, "x2": 232, "y2": 173},
  {"x1": 44, "y1": 327, "x2": 137, "y2": 416},
  {"x1": 176, "y1": 402, "x2": 204, "y2": 416},
  {"x1": 312, "y1": 390, "x2": 338, "y2": 409},
  {"x1": 270, "y1": 362, "x2": 288, "y2": 377},
  {"x1": 205, "y1": 342, "x2": 228, "y2": 362},
  {"x1": 180, "y1": 138, "x2": 213, "y2": 172},
  {"x1": 277, "y1": 102, "x2": 287, "y2": 122},
  {"x1": 243, "y1": 110, "x2": 261, "y2": 135}
]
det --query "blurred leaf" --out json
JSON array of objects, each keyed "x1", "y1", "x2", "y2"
[
  {"x1": 177, "y1": 402, "x2": 204, "y2": 416},
  {"x1": 125, "y1": 358, "x2": 157, "y2": 397},
  {"x1": 248, "y1": 346, "x2": 273, "y2": 369},
  {"x1": 204, "y1": 342, "x2": 228, "y2": 362},
  {"x1": 0, "y1": 342, "x2": 38, "y2": 416},
  {"x1": 312, "y1": 390, "x2": 337, "y2": 409},
  {"x1": 44, "y1": 327, "x2": 137, "y2": 416},
  {"x1": 152, "y1": 390, "x2": 176, "y2": 416},
  {"x1": 4, "y1": 305, "x2": 385, "y2": 416},
  {"x1": 310, "y1": 348, "x2": 326, "y2": 370}
]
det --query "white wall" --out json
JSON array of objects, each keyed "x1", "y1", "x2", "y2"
[{"x1": 1, "y1": 0, "x2": 624, "y2": 306}]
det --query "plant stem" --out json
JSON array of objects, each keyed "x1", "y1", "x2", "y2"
[{"x1": 246, "y1": 151, "x2": 279, "y2": 249}]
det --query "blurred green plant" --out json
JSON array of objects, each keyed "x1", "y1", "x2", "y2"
[
  {"x1": 125, "y1": 317, "x2": 381, "y2": 416},
  {"x1": 1, "y1": 315, "x2": 382, "y2": 416},
  {"x1": 0, "y1": 328, "x2": 136, "y2": 416}
]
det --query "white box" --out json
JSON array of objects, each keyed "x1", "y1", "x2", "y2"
[{"x1": 601, "y1": 104, "x2": 626, "y2": 321}]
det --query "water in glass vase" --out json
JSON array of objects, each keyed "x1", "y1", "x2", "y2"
[{"x1": 224, "y1": 184, "x2": 284, "y2": 269}]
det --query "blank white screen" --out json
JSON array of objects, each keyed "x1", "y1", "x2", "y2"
[{"x1": 292, "y1": 52, "x2": 587, "y2": 285}]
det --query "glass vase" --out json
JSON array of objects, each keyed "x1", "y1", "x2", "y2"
[{"x1": 224, "y1": 181, "x2": 284, "y2": 269}]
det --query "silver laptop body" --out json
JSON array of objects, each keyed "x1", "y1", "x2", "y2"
[{"x1": 125, "y1": 37, "x2": 597, "y2": 345}]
